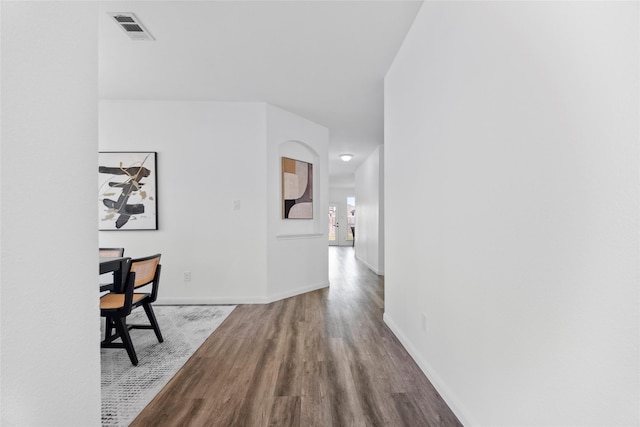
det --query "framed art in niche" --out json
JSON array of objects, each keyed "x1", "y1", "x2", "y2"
[
  {"x1": 98, "y1": 151, "x2": 158, "y2": 230},
  {"x1": 282, "y1": 156, "x2": 313, "y2": 219}
]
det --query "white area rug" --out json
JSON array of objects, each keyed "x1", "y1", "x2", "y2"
[{"x1": 101, "y1": 305, "x2": 236, "y2": 426}]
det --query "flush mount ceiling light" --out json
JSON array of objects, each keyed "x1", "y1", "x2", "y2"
[
  {"x1": 339, "y1": 154, "x2": 353, "y2": 162},
  {"x1": 109, "y1": 12, "x2": 154, "y2": 41}
]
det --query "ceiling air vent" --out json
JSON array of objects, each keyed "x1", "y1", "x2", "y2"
[{"x1": 109, "y1": 13, "x2": 154, "y2": 41}]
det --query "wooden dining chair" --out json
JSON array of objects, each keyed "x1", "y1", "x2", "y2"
[
  {"x1": 103, "y1": 254, "x2": 164, "y2": 352},
  {"x1": 100, "y1": 259, "x2": 141, "y2": 365},
  {"x1": 127, "y1": 253, "x2": 164, "y2": 343}
]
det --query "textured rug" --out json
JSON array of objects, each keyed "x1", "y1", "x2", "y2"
[{"x1": 101, "y1": 305, "x2": 236, "y2": 426}]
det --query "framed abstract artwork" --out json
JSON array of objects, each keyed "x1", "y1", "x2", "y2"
[
  {"x1": 98, "y1": 152, "x2": 158, "y2": 230},
  {"x1": 282, "y1": 156, "x2": 313, "y2": 219}
]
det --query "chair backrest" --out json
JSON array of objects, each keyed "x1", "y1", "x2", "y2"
[
  {"x1": 130, "y1": 254, "x2": 162, "y2": 302},
  {"x1": 101, "y1": 259, "x2": 136, "y2": 316},
  {"x1": 100, "y1": 247, "x2": 125, "y2": 257}
]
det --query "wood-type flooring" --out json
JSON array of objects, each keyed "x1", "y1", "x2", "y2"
[{"x1": 132, "y1": 246, "x2": 462, "y2": 427}]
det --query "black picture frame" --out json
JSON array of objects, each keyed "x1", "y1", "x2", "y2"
[{"x1": 98, "y1": 151, "x2": 158, "y2": 230}]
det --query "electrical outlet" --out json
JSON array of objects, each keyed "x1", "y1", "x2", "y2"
[
  {"x1": 421, "y1": 313, "x2": 427, "y2": 333},
  {"x1": 184, "y1": 271, "x2": 192, "y2": 282},
  {"x1": 232, "y1": 200, "x2": 241, "y2": 211}
]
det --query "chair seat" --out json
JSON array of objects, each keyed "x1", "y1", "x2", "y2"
[{"x1": 100, "y1": 292, "x2": 146, "y2": 310}]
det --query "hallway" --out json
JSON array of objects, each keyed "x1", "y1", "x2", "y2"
[{"x1": 132, "y1": 247, "x2": 461, "y2": 426}]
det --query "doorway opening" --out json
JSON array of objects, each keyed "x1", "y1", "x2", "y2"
[
  {"x1": 328, "y1": 205, "x2": 338, "y2": 245},
  {"x1": 328, "y1": 197, "x2": 356, "y2": 246}
]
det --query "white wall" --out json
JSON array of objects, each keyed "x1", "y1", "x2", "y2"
[
  {"x1": 1, "y1": 3, "x2": 4, "y2": 419},
  {"x1": 1, "y1": 2, "x2": 101, "y2": 425},
  {"x1": 384, "y1": 2, "x2": 639, "y2": 426},
  {"x1": 329, "y1": 187, "x2": 354, "y2": 203},
  {"x1": 100, "y1": 100, "x2": 269, "y2": 303},
  {"x1": 266, "y1": 105, "x2": 329, "y2": 300},
  {"x1": 100, "y1": 101, "x2": 329, "y2": 304},
  {"x1": 354, "y1": 145, "x2": 384, "y2": 274}
]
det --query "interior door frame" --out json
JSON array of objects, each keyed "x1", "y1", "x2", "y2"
[
  {"x1": 329, "y1": 201, "x2": 350, "y2": 246},
  {"x1": 328, "y1": 204, "x2": 340, "y2": 246}
]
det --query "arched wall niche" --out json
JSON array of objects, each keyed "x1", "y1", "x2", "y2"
[
  {"x1": 277, "y1": 139, "x2": 323, "y2": 236},
  {"x1": 266, "y1": 104, "x2": 329, "y2": 301}
]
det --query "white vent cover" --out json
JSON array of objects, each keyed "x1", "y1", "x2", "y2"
[{"x1": 108, "y1": 13, "x2": 154, "y2": 41}]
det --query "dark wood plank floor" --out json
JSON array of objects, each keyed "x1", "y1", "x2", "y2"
[{"x1": 132, "y1": 247, "x2": 462, "y2": 427}]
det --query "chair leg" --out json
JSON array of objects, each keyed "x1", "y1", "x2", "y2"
[
  {"x1": 113, "y1": 316, "x2": 138, "y2": 366},
  {"x1": 142, "y1": 303, "x2": 163, "y2": 343},
  {"x1": 104, "y1": 317, "x2": 114, "y2": 341}
]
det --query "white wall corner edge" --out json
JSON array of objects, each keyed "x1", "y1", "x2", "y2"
[
  {"x1": 383, "y1": 312, "x2": 475, "y2": 427},
  {"x1": 355, "y1": 254, "x2": 384, "y2": 276}
]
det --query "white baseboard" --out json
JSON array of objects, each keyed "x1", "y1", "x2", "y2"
[
  {"x1": 355, "y1": 254, "x2": 384, "y2": 276},
  {"x1": 383, "y1": 313, "x2": 474, "y2": 427},
  {"x1": 156, "y1": 296, "x2": 263, "y2": 305},
  {"x1": 266, "y1": 281, "x2": 329, "y2": 303},
  {"x1": 156, "y1": 281, "x2": 329, "y2": 306}
]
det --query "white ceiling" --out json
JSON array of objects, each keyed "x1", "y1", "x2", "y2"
[{"x1": 99, "y1": 1, "x2": 423, "y2": 187}]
